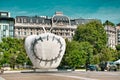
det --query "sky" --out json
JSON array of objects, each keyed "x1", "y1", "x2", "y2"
[{"x1": 0, "y1": 0, "x2": 120, "y2": 24}]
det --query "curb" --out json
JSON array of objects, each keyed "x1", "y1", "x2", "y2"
[
  {"x1": 3, "y1": 69, "x2": 86, "y2": 74},
  {"x1": 4, "y1": 70, "x2": 21, "y2": 73}
]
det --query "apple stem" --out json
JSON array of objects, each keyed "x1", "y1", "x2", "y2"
[
  {"x1": 49, "y1": 27, "x2": 53, "y2": 33},
  {"x1": 42, "y1": 26, "x2": 46, "y2": 33}
]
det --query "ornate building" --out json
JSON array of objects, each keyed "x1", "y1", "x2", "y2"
[
  {"x1": 14, "y1": 12, "x2": 96, "y2": 40},
  {"x1": 116, "y1": 24, "x2": 120, "y2": 45},
  {"x1": 104, "y1": 25, "x2": 117, "y2": 49},
  {"x1": 0, "y1": 12, "x2": 14, "y2": 41}
]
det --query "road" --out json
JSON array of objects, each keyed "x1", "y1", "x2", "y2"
[{"x1": 0, "y1": 71, "x2": 120, "y2": 80}]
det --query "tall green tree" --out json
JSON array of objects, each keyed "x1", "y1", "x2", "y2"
[
  {"x1": 0, "y1": 37, "x2": 28, "y2": 69},
  {"x1": 61, "y1": 41, "x2": 93, "y2": 68},
  {"x1": 116, "y1": 44, "x2": 120, "y2": 51},
  {"x1": 116, "y1": 51, "x2": 120, "y2": 60},
  {"x1": 99, "y1": 47, "x2": 117, "y2": 62},
  {"x1": 73, "y1": 21, "x2": 107, "y2": 54},
  {"x1": 103, "y1": 20, "x2": 115, "y2": 26},
  {"x1": 115, "y1": 44, "x2": 120, "y2": 59}
]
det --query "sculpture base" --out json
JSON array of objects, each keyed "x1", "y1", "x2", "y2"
[{"x1": 21, "y1": 69, "x2": 73, "y2": 73}]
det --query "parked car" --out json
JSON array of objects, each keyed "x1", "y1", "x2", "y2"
[
  {"x1": 105, "y1": 62, "x2": 117, "y2": 71},
  {"x1": 86, "y1": 65, "x2": 98, "y2": 71},
  {"x1": 57, "y1": 65, "x2": 75, "y2": 71}
]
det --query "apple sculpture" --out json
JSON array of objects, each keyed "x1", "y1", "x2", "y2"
[{"x1": 25, "y1": 33, "x2": 66, "y2": 69}]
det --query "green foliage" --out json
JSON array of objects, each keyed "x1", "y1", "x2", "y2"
[
  {"x1": 117, "y1": 23, "x2": 120, "y2": 26},
  {"x1": 73, "y1": 21, "x2": 107, "y2": 54},
  {"x1": 16, "y1": 52, "x2": 27, "y2": 65},
  {"x1": 116, "y1": 51, "x2": 120, "y2": 59},
  {"x1": 99, "y1": 47, "x2": 117, "y2": 62},
  {"x1": 0, "y1": 37, "x2": 30, "y2": 69},
  {"x1": 116, "y1": 44, "x2": 120, "y2": 51},
  {"x1": 92, "y1": 54, "x2": 100, "y2": 64},
  {"x1": 103, "y1": 20, "x2": 115, "y2": 26},
  {"x1": 115, "y1": 51, "x2": 120, "y2": 60},
  {"x1": 61, "y1": 41, "x2": 93, "y2": 68},
  {"x1": 0, "y1": 21, "x2": 118, "y2": 69},
  {"x1": 60, "y1": 21, "x2": 117, "y2": 68},
  {"x1": 115, "y1": 44, "x2": 120, "y2": 59}
]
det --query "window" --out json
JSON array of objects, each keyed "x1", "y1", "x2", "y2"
[
  {"x1": 18, "y1": 18, "x2": 22, "y2": 23},
  {"x1": 17, "y1": 18, "x2": 20, "y2": 22},
  {"x1": 21, "y1": 18, "x2": 23, "y2": 23},
  {"x1": 36, "y1": 19, "x2": 38, "y2": 23},
  {"x1": 31, "y1": 32, "x2": 32, "y2": 35},
  {"x1": 3, "y1": 31, "x2": 6, "y2": 36},
  {"x1": 18, "y1": 28, "x2": 20, "y2": 30},
  {"x1": 23, "y1": 18, "x2": 27, "y2": 23},
  {"x1": 9, "y1": 25, "x2": 13, "y2": 30},
  {"x1": 24, "y1": 32, "x2": 26, "y2": 35},
  {"x1": 37, "y1": 32, "x2": 39, "y2": 35},
  {"x1": 37, "y1": 29, "x2": 39, "y2": 31},
  {"x1": 30, "y1": 19, "x2": 32, "y2": 23},
  {"x1": 18, "y1": 31, "x2": 20, "y2": 35},
  {"x1": 3, "y1": 25, "x2": 8, "y2": 30},
  {"x1": 32, "y1": 18, "x2": 36, "y2": 23},
  {"x1": 9, "y1": 32, "x2": 13, "y2": 36},
  {"x1": 0, "y1": 25, "x2": 1, "y2": 30}
]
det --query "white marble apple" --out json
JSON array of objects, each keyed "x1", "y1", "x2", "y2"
[{"x1": 25, "y1": 33, "x2": 66, "y2": 69}]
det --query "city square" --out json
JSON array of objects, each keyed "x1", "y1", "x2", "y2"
[{"x1": 0, "y1": 0, "x2": 120, "y2": 80}]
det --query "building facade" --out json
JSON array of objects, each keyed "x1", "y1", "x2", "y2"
[
  {"x1": 0, "y1": 11, "x2": 117, "y2": 49},
  {"x1": 116, "y1": 24, "x2": 120, "y2": 45},
  {"x1": 14, "y1": 12, "x2": 96, "y2": 40},
  {"x1": 104, "y1": 25, "x2": 117, "y2": 49},
  {"x1": 0, "y1": 12, "x2": 14, "y2": 41}
]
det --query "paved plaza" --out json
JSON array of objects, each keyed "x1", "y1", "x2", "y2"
[{"x1": 0, "y1": 71, "x2": 120, "y2": 80}]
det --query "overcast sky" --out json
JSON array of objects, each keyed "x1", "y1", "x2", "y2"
[{"x1": 0, "y1": 0, "x2": 120, "y2": 24}]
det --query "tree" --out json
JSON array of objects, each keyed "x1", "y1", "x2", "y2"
[
  {"x1": 60, "y1": 41, "x2": 81, "y2": 68},
  {"x1": 79, "y1": 42, "x2": 94, "y2": 68},
  {"x1": 99, "y1": 47, "x2": 117, "y2": 62},
  {"x1": 117, "y1": 23, "x2": 120, "y2": 26},
  {"x1": 73, "y1": 21, "x2": 107, "y2": 54},
  {"x1": 116, "y1": 44, "x2": 120, "y2": 51},
  {"x1": 92, "y1": 54, "x2": 100, "y2": 64},
  {"x1": 103, "y1": 20, "x2": 115, "y2": 26},
  {"x1": 0, "y1": 37, "x2": 28, "y2": 69},
  {"x1": 60, "y1": 41, "x2": 93, "y2": 68},
  {"x1": 115, "y1": 44, "x2": 120, "y2": 59},
  {"x1": 116, "y1": 51, "x2": 120, "y2": 60}
]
